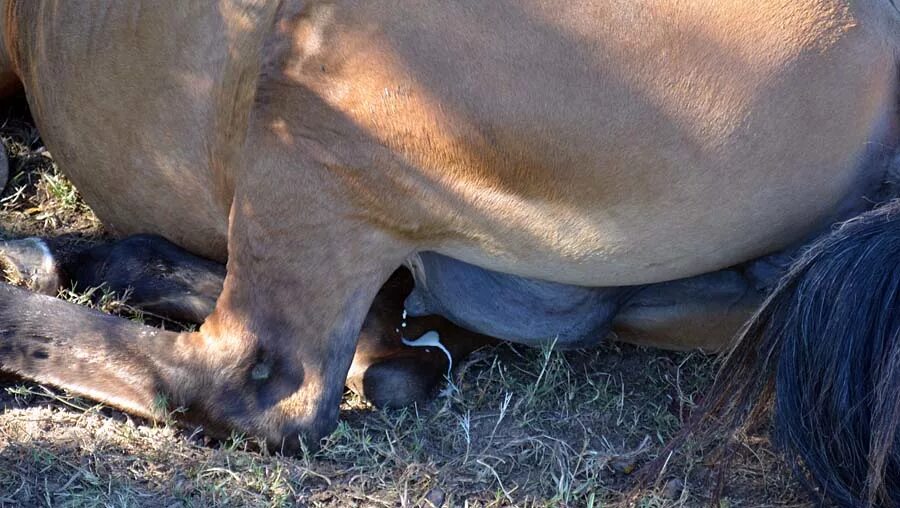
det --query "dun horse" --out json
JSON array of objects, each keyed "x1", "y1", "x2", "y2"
[{"x1": 0, "y1": 1, "x2": 898, "y2": 505}]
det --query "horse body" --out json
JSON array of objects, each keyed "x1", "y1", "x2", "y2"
[
  {"x1": 11, "y1": 1, "x2": 897, "y2": 282},
  {"x1": 0, "y1": 1, "x2": 899, "y2": 505},
  {"x1": 286, "y1": 0, "x2": 893, "y2": 287}
]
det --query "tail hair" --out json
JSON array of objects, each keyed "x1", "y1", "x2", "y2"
[{"x1": 674, "y1": 199, "x2": 900, "y2": 507}]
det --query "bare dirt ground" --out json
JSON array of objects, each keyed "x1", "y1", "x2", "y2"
[{"x1": 0, "y1": 97, "x2": 812, "y2": 507}]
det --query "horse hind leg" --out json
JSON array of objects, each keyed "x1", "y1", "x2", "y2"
[{"x1": 66, "y1": 234, "x2": 226, "y2": 324}]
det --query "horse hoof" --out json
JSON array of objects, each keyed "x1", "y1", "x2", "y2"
[
  {"x1": 354, "y1": 356, "x2": 444, "y2": 409},
  {"x1": 0, "y1": 237, "x2": 61, "y2": 295}
]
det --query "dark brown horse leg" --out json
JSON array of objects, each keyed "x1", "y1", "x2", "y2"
[
  {"x1": 0, "y1": 238, "x2": 266, "y2": 437},
  {"x1": 66, "y1": 234, "x2": 225, "y2": 323},
  {"x1": 66, "y1": 234, "x2": 494, "y2": 408},
  {"x1": 0, "y1": 276, "x2": 351, "y2": 447},
  {"x1": 0, "y1": 234, "x2": 222, "y2": 322},
  {"x1": 0, "y1": 226, "x2": 401, "y2": 448},
  {"x1": 0, "y1": 235, "x2": 393, "y2": 449},
  {"x1": 0, "y1": 282, "x2": 219, "y2": 425}
]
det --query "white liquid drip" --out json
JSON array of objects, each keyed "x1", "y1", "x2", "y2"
[
  {"x1": 401, "y1": 330, "x2": 452, "y2": 377},
  {"x1": 400, "y1": 307, "x2": 452, "y2": 377}
]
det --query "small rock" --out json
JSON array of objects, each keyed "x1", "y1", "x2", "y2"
[
  {"x1": 610, "y1": 457, "x2": 637, "y2": 475},
  {"x1": 662, "y1": 478, "x2": 685, "y2": 499},
  {"x1": 424, "y1": 487, "x2": 445, "y2": 507}
]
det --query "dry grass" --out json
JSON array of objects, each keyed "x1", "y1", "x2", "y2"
[{"x1": 0, "y1": 99, "x2": 811, "y2": 507}]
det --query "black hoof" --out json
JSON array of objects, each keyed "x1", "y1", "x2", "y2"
[{"x1": 0, "y1": 237, "x2": 61, "y2": 295}]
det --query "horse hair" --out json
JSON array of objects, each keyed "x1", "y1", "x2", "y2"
[{"x1": 678, "y1": 197, "x2": 900, "y2": 507}]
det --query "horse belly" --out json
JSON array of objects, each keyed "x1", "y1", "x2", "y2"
[{"x1": 292, "y1": 0, "x2": 897, "y2": 285}]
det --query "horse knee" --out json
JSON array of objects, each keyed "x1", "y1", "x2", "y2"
[{"x1": 181, "y1": 340, "x2": 326, "y2": 453}]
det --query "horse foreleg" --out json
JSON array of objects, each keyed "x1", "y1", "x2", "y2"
[
  {"x1": 0, "y1": 282, "x2": 212, "y2": 424},
  {"x1": 67, "y1": 234, "x2": 493, "y2": 408},
  {"x1": 0, "y1": 247, "x2": 383, "y2": 450}
]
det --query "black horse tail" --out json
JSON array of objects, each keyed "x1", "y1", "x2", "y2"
[{"x1": 688, "y1": 200, "x2": 900, "y2": 507}]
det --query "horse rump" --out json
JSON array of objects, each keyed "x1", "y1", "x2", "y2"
[{"x1": 685, "y1": 199, "x2": 900, "y2": 507}]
